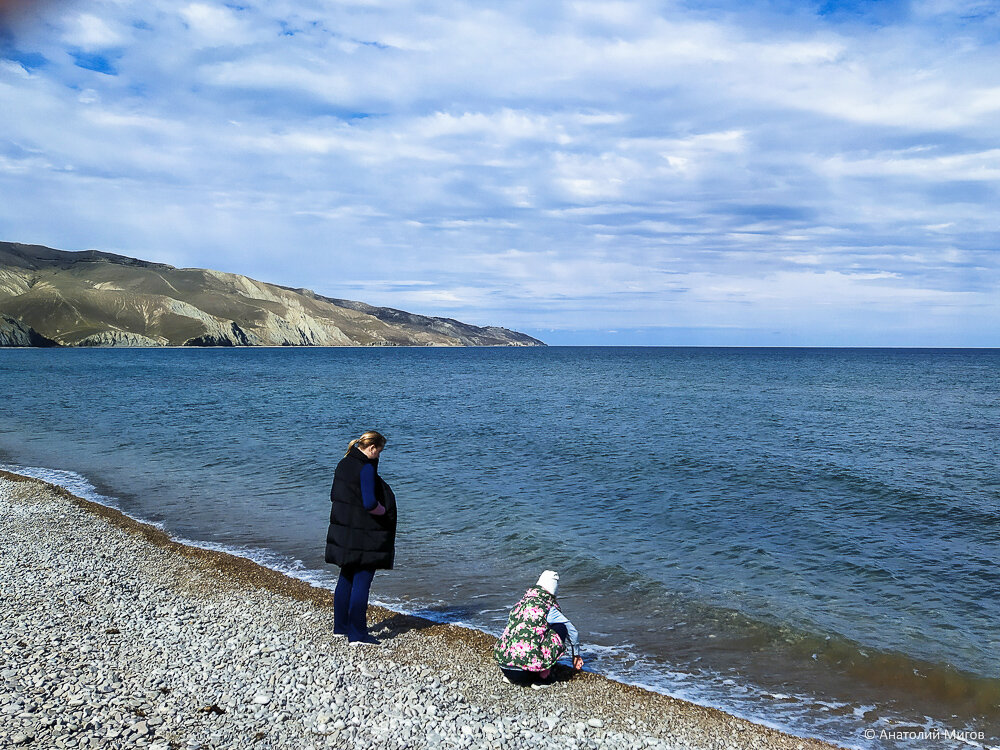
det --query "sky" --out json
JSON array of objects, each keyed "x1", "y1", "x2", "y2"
[{"x1": 1, "y1": 0, "x2": 998, "y2": 346}]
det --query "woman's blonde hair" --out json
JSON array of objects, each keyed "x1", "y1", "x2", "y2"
[{"x1": 346, "y1": 430, "x2": 387, "y2": 457}]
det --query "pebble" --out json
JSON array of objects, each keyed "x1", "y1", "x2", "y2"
[{"x1": 0, "y1": 475, "x2": 831, "y2": 750}]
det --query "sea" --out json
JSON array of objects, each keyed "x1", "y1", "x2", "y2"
[{"x1": 1, "y1": 346, "x2": 997, "y2": 749}]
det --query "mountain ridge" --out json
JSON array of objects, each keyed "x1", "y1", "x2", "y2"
[{"x1": 0, "y1": 242, "x2": 544, "y2": 348}]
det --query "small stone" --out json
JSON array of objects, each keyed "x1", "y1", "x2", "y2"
[
  {"x1": 587, "y1": 718, "x2": 604, "y2": 728},
  {"x1": 11, "y1": 733, "x2": 29, "y2": 745},
  {"x1": 253, "y1": 694, "x2": 271, "y2": 705}
]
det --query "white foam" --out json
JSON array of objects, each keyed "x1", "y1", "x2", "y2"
[
  {"x1": 1, "y1": 462, "x2": 339, "y2": 593},
  {"x1": 1, "y1": 463, "x2": 166, "y2": 530},
  {"x1": 179, "y1": 538, "x2": 335, "y2": 590},
  {"x1": 3, "y1": 461, "x2": 989, "y2": 750}
]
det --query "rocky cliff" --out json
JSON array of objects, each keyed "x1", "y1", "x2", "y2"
[
  {"x1": 0, "y1": 242, "x2": 544, "y2": 348},
  {"x1": 0, "y1": 314, "x2": 59, "y2": 347}
]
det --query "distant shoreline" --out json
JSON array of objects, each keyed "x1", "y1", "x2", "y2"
[
  {"x1": 2, "y1": 343, "x2": 999, "y2": 349},
  {"x1": 0, "y1": 241, "x2": 545, "y2": 348}
]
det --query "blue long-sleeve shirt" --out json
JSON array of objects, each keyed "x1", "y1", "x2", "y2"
[
  {"x1": 547, "y1": 605, "x2": 580, "y2": 656},
  {"x1": 360, "y1": 463, "x2": 387, "y2": 516},
  {"x1": 360, "y1": 463, "x2": 377, "y2": 510}
]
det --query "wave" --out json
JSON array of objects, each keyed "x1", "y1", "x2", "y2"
[{"x1": 4, "y1": 461, "x2": 998, "y2": 750}]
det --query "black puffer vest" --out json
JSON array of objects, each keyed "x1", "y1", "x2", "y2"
[{"x1": 325, "y1": 446, "x2": 397, "y2": 570}]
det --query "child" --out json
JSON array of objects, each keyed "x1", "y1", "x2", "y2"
[{"x1": 493, "y1": 570, "x2": 584, "y2": 686}]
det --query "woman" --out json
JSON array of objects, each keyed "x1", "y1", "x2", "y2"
[
  {"x1": 493, "y1": 570, "x2": 584, "y2": 686},
  {"x1": 325, "y1": 430, "x2": 396, "y2": 645}
]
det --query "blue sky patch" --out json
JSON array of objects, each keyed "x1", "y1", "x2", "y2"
[
  {"x1": 70, "y1": 51, "x2": 118, "y2": 75},
  {"x1": 6, "y1": 50, "x2": 47, "y2": 71}
]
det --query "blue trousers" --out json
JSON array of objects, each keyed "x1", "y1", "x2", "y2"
[{"x1": 334, "y1": 566, "x2": 376, "y2": 640}]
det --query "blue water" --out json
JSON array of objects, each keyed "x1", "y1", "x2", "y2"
[{"x1": 2, "y1": 347, "x2": 998, "y2": 749}]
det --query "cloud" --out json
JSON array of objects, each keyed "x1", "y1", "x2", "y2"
[
  {"x1": 822, "y1": 148, "x2": 1000, "y2": 181},
  {"x1": 60, "y1": 11, "x2": 121, "y2": 49},
  {"x1": 178, "y1": 3, "x2": 256, "y2": 47},
  {"x1": 0, "y1": 0, "x2": 997, "y2": 344}
]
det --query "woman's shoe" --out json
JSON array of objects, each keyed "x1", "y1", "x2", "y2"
[{"x1": 349, "y1": 635, "x2": 381, "y2": 646}]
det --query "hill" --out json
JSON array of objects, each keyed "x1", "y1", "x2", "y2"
[{"x1": 0, "y1": 242, "x2": 544, "y2": 348}]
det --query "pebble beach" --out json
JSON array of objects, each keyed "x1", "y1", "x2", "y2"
[{"x1": 0, "y1": 471, "x2": 841, "y2": 750}]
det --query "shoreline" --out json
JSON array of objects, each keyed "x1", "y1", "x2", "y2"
[{"x1": 0, "y1": 470, "x2": 842, "y2": 750}]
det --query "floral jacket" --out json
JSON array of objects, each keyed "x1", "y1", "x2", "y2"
[{"x1": 493, "y1": 586, "x2": 566, "y2": 672}]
